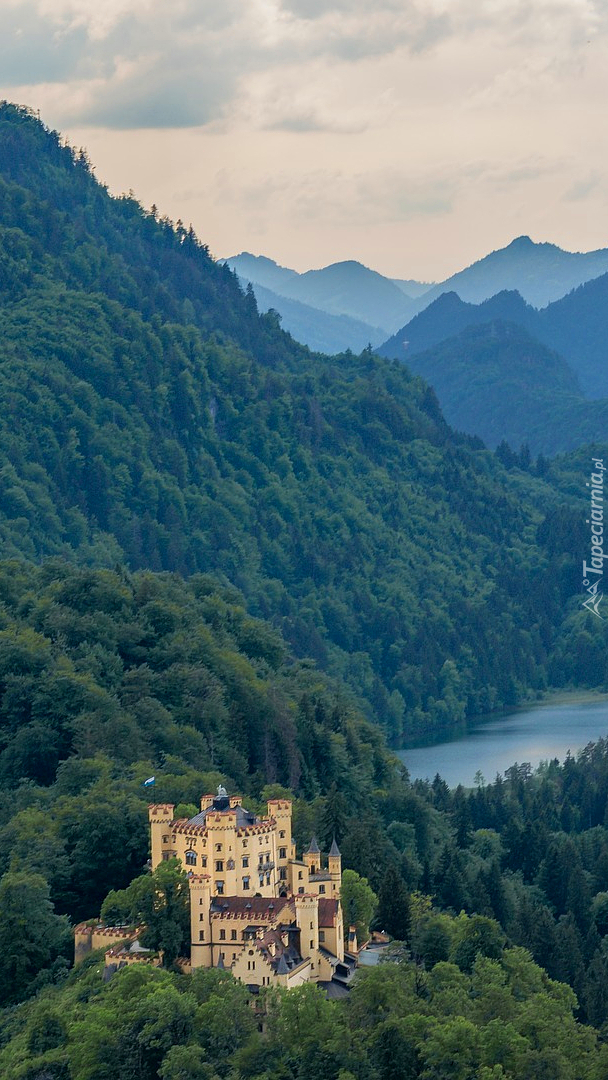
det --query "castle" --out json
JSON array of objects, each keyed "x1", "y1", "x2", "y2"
[{"x1": 76, "y1": 786, "x2": 356, "y2": 994}]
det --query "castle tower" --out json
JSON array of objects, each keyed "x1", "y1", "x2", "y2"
[
  {"x1": 148, "y1": 803, "x2": 175, "y2": 870},
  {"x1": 295, "y1": 894, "x2": 320, "y2": 978},
  {"x1": 189, "y1": 875, "x2": 212, "y2": 969},
  {"x1": 303, "y1": 836, "x2": 321, "y2": 876},
  {"x1": 328, "y1": 837, "x2": 342, "y2": 895},
  {"x1": 268, "y1": 799, "x2": 293, "y2": 887}
]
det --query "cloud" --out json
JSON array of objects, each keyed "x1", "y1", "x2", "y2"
[
  {"x1": 212, "y1": 163, "x2": 461, "y2": 230},
  {"x1": 1, "y1": 0, "x2": 607, "y2": 132}
]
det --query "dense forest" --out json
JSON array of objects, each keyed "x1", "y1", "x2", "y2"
[
  {"x1": 0, "y1": 103, "x2": 605, "y2": 742},
  {"x1": 3, "y1": 562, "x2": 608, "y2": 1075},
  {"x1": 2, "y1": 101, "x2": 608, "y2": 1079}
]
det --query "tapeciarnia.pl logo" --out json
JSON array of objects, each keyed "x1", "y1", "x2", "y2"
[{"x1": 582, "y1": 457, "x2": 606, "y2": 618}]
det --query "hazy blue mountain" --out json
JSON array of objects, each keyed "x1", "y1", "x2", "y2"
[
  {"x1": 401, "y1": 320, "x2": 608, "y2": 455},
  {"x1": 226, "y1": 253, "x2": 420, "y2": 335},
  {"x1": 378, "y1": 290, "x2": 539, "y2": 361},
  {"x1": 538, "y1": 272, "x2": 608, "y2": 399},
  {"x1": 223, "y1": 251, "x2": 298, "y2": 294},
  {"x1": 419, "y1": 235, "x2": 608, "y2": 310},
  {"x1": 391, "y1": 276, "x2": 434, "y2": 298},
  {"x1": 380, "y1": 271, "x2": 608, "y2": 400},
  {"x1": 228, "y1": 238, "x2": 608, "y2": 357},
  {"x1": 283, "y1": 259, "x2": 419, "y2": 331},
  {"x1": 245, "y1": 280, "x2": 386, "y2": 353}
]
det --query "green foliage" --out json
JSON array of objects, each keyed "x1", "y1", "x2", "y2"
[
  {"x1": 0, "y1": 867, "x2": 71, "y2": 1006},
  {"x1": 0, "y1": 104, "x2": 592, "y2": 744},
  {"x1": 103, "y1": 860, "x2": 190, "y2": 968},
  {"x1": 340, "y1": 869, "x2": 377, "y2": 945}
]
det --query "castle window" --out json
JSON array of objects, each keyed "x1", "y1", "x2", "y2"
[
  {"x1": 298, "y1": 887, "x2": 304, "y2": 894},
  {"x1": 161, "y1": 852, "x2": 170, "y2": 861},
  {"x1": 319, "y1": 885, "x2": 325, "y2": 894},
  {"x1": 242, "y1": 857, "x2": 249, "y2": 868},
  {"x1": 162, "y1": 835, "x2": 170, "y2": 843},
  {"x1": 279, "y1": 848, "x2": 286, "y2": 859},
  {"x1": 200, "y1": 914, "x2": 205, "y2": 921},
  {"x1": 266, "y1": 873, "x2": 271, "y2": 885},
  {"x1": 266, "y1": 854, "x2": 270, "y2": 864},
  {"x1": 220, "y1": 929, "x2": 226, "y2": 940},
  {"x1": 259, "y1": 875, "x2": 265, "y2": 887},
  {"x1": 216, "y1": 844, "x2": 222, "y2": 852},
  {"x1": 319, "y1": 931, "x2": 325, "y2": 942},
  {"x1": 243, "y1": 840, "x2": 248, "y2": 848},
  {"x1": 231, "y1": 930, "x2": 237, "y2": 940},
  {"x1": 243, "y1": 877, "x2": 250, "y2": 890},
  {"x1": 298, "y1": 871, "x2": 303, "y2": 880},
  {"x1": 202, "y1": 857, "x2": 207, "y2": 868},
  {"x1": 279, "y1": 869, "x2": 287, "y2": 880},
  {"x1": 216, "y1": 881, "x2": 224, "y2": 895},
  {"x1": 232, "y1": 953, "x2": 236, "y2": 960},
  {"x1": 216, "y1": 861, "x2": 224, "y2": 872},
  {"x1": 280, "y1": 830, "x2": 285, "y2": 838},
  {"x1": 185, "y1": 851, "x2": 197, "y2": 865},
  {"x1": 199, "y1": 931, "x2": 205, "y2": 940}
]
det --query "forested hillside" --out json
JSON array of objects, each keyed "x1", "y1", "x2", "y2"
[
  {"x1": 382, "y1": 319, "x2": 608, "y2": 454},
  {"x1": 0, "y1": 103, "x2": 601, "y2": 743},
  {"x1": 3, "y1": 101, "x2": 608, "y2": 1080}
]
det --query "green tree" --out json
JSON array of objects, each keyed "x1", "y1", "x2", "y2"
[
  {"x1": 340, "y1": 869, "x2": 377, "y2": 946},
  {"x1": 376, "y1": 865, "x2": 411, "y2": 942},
  {"x1": 0, "y1": 868, "x2": 71, "y2": 1006}
]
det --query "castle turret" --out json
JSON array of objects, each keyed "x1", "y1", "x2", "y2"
[
  {"x1": 303, "y1": 836, "x2": 321, "y2": 876},
  {"x1": 328, "y1": 837, "x2": 342, "y2": 894},
  {"x1": 148, "y1": 803, "x2": 175, "y2": 870}
]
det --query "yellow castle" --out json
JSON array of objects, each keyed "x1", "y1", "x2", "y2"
[
  {"x1": 148, "y1": 786, "x2": 355, "y2": 992},
  {"x1": 76, "y1": 786, "x2": 355, "y2": 995}
]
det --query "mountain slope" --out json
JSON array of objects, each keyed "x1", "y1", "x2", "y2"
[
  {"x1": 378, "y1": 290, "x2": 541, "y2": 362},
  {"x1": 231, "y1": 278, "x2": 387, "y2": 353},
  {"x1": 0, "y1": 102, "x2": 594, "y2": 743},
  {"x1": 397, "y1": 320, "x2": 608, "y2": 454},
  {"x1": 380, "y1": 273, "x2": 608, "y2": 410}
]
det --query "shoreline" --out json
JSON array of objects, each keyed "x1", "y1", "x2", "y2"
[{"x1": 400, "y1": 686, "x2": 608, "y2": 752}]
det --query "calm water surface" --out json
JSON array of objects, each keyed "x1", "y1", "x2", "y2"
[{"x1": 397, "y1": 698, "x2": 608, "y2": 788}]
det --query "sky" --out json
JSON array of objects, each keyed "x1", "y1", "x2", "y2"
[{"x1": 1, "y1": 0, "x2": 607, "y2": 280}]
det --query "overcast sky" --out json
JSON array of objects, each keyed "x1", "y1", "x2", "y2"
[{"x1": 1, "y1": 0, "x2": 606, "y2": 279}]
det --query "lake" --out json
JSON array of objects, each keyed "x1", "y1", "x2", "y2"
[{"x1": 397, "y1": 696, "x2": 608, "y2": 788}]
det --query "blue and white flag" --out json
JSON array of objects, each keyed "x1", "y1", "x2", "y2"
[{"x1": 143, "y1": 776, "x2": 155, "y2": 787}]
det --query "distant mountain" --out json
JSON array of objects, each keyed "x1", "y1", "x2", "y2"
[
  {"x1": 224, "y1": 252, "x2": 299, "y2": 294},
  {"x1": 225, "y1": 253, "x2": 422, "y2": 337},
  {"x1": 289, "y1": 260, "x2": 419, "y2": 331},
  {"x1": 246, "y1": 281, "x2": 386, "y2": 353},
  {"x1": 397, "y1": 320, "x2": 608, "y2": 455},
  {"x1": 379, "y1": 271, "x2": 608, "y2": 400},
  {"x1": 379, "y1": 290, "x2": 539, "y2": 361},
  {"x1": 538, "y1": 272, "x2": 608, "y2": 399},
  {"x1": 227, "y1": 238, "x2": 608, "y2": 357},
  {"x1": 391, "y1": 276, "x2": 434, "y2": 298},
  {"x1": 419, "y1": 235, "x2": 608, "y2": 310}
]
